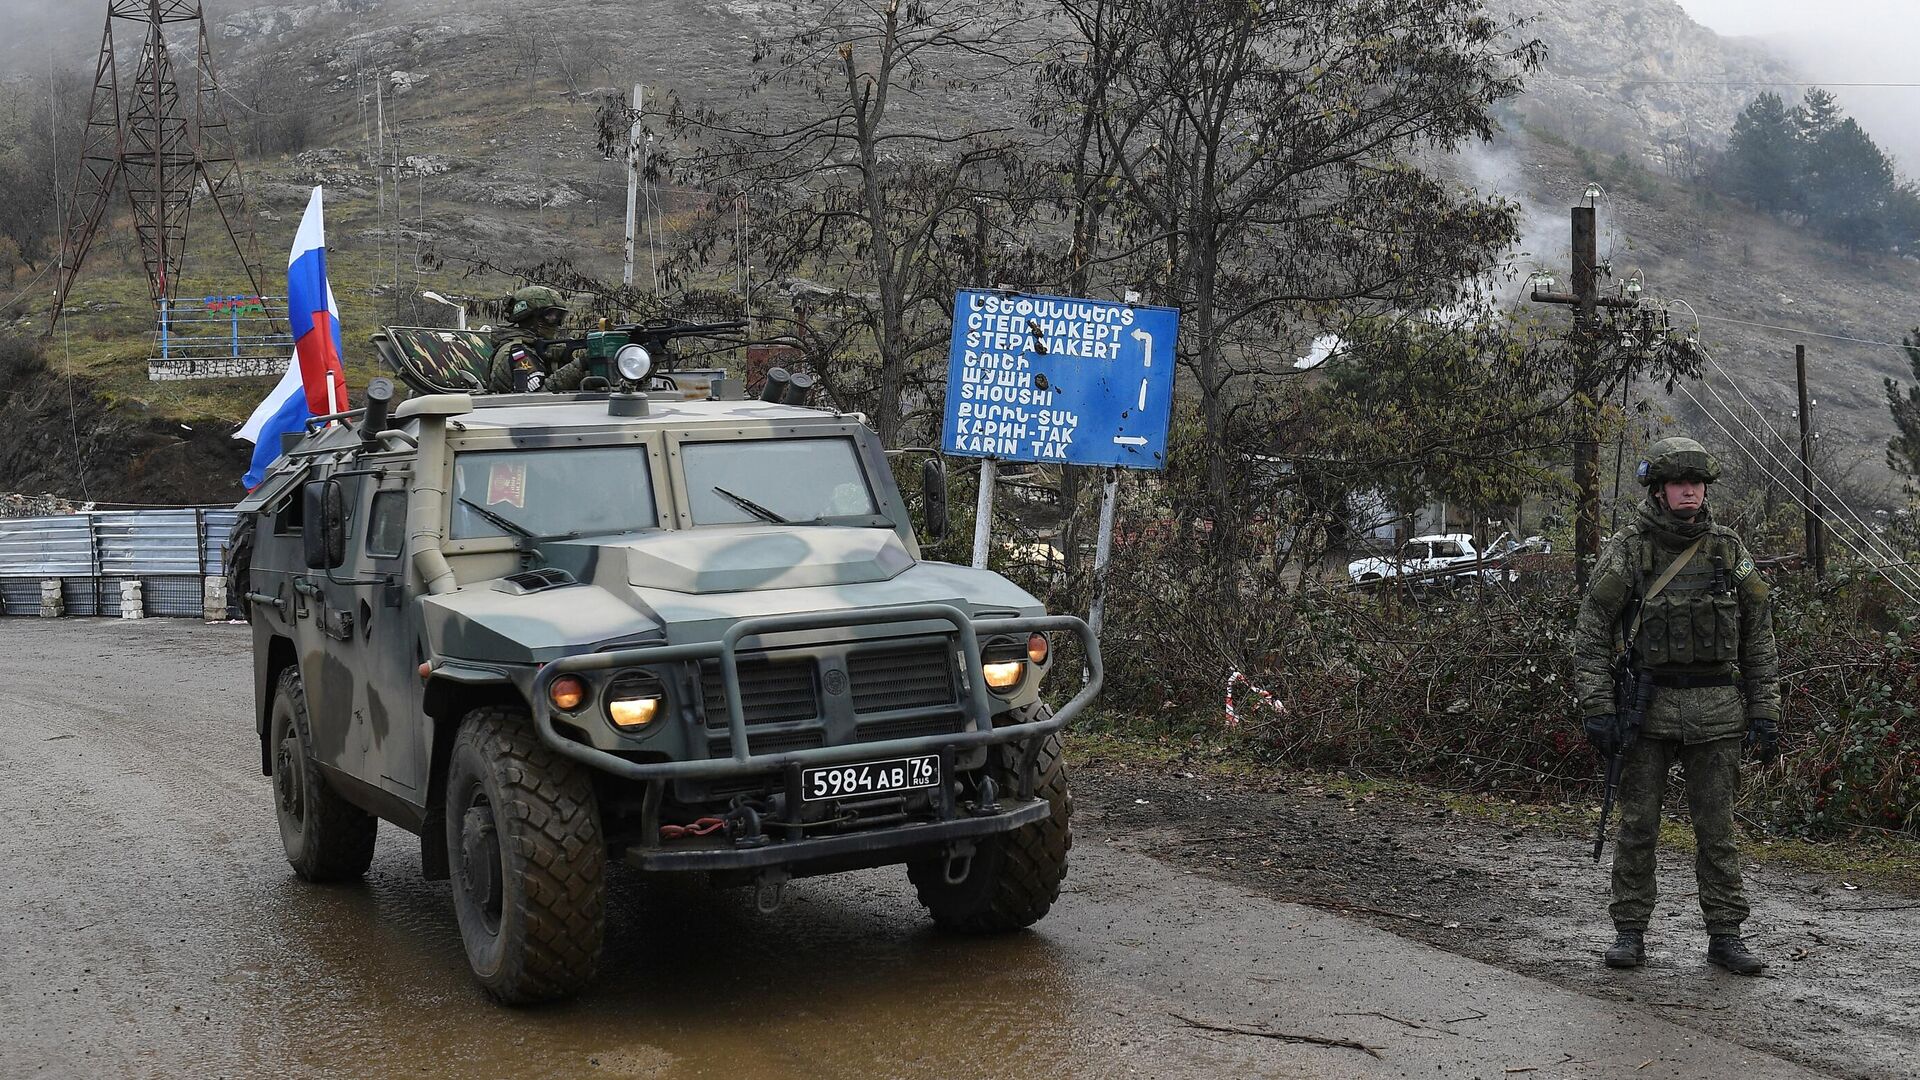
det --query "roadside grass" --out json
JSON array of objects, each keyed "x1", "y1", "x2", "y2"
[{"x1": 1068, "y1": 726, "x2": 1920, "y2": 893}]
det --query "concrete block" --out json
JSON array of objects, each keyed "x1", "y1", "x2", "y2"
[
  {"x1": 119, "y1": 579, "x2": 144, "y2": 620},
  {"x1": 203, "y1": 576, "x2": 230, "y2": 621},
  {"x1": 39, "y1": 579, "x2": 63, "y2": 618}
]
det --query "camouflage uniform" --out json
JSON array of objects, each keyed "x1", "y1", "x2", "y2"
[
  {"x1": 1574, "y1": 439, "x2": 1779, "y2": 952},
  {"x1": 486, "y1": 286, "x2": 587, "y2": 394}
]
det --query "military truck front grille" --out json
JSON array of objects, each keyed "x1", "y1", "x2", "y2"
[
  {"x1": 855, "y1": 714, "x2": 967, "y2": 743},
  {"x1": 708, "y1": 729, "x2": 826, "y2": 758},
  {"x1": 849, "y1": 643, "x2": 958, "y2": 714},
  {"x1": 701, "y1": 657, "x2": 819, "y2": 727}
]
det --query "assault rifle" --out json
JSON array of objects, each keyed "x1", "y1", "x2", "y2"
[{"x1": 1593, "y1": 658, "x2": 1652, "y2": 861}]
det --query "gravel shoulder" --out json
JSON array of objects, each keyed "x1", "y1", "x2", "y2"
[{"x1": 1073, "y1": 748, "x2": 1920, "y2": 1080}]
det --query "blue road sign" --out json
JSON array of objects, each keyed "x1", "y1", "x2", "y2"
[{"x1": 942, "y1": 289, "x2": 1178, "y2": 470}]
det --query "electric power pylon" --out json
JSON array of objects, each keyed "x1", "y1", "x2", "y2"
[{"x1": 48, "y1": 0, "x2": 271, "y2": 335}]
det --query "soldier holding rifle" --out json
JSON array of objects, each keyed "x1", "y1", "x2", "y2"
[{"x1": 1575, "y1": 436, "x2": 1780, "y2": 975}]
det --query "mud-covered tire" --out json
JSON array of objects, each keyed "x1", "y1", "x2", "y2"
[
  {"x1": 444, "y1": 706, "x2": 605, "y2": 1004},
  {"x1": 269, "y1": 666, "x2": 377, "y2": 882},
  {"x1": 908, "y1": 730, "x2": 1072, "y2": 932}
]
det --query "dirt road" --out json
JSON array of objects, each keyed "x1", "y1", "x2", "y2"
[{"x1": 0, "y1": 621, "x2": 1878, "y2": 1078}]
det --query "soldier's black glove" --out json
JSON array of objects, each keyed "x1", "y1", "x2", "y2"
[
  {"x1": 1584, "y1": 713, "x2": 1619, "y2": 756},
  {"x1": 1745, "y1": 715, "x2": 1780, "y2": 763}
]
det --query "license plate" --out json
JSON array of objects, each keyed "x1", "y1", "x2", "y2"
[{"x1": 802, "y1": 755, "x2": 940, "y2": 802}]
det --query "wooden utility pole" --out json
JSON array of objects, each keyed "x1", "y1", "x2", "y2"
[
  {"x1": 1528, "y1": 203, "x2": 1637, "y2": 590},
  {"x1": 1795, "y1": 343, "x2": 1827, "y2": 579}
]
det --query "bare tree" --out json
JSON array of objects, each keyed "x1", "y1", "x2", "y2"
[
  {"x1": 553, "y1": 32, "x2": 616, "y2": 100},
  {"x1": 500, "y1": 10, "x2": 551, "y2": 100},
  {"x1": 227, "y1": 50, "x2": 321, "y2": 157},
  {"x1": 652, "y1": 0, "x2": 1049, "y2": 446},
  {"x1": 1069, "y1": 0, "x2": 1543, "y2": 528}
]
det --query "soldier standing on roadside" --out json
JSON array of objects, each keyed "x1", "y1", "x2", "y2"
[
  {"x1": 487, "y1": 285, "x2": 587, "y2": 393},
  {"x1": 1574, "y1": 436, "x2": 1780, "y2": 975}
]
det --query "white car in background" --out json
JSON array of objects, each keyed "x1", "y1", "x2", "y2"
[{"x1": 1348, "y1": 532, "x2": 1525, "y2": 588}]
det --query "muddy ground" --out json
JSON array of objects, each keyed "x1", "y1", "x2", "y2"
[
  {"x1": 2, "y1": 620, "x2": 1915, "y2": 1079},
  {"x1": 1076, "y1": 757, "x2": 1920, "y2": 1079}
]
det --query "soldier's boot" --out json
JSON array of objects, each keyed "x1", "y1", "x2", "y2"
[
  {"x1": 1604, "y1": 929, "x2": 1645, "y2": 969},
  {"x1": 1707, "y1": 934, "x2": 1766, "y2": 975}
]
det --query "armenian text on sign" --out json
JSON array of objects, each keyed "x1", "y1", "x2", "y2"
[
  {"x1": 203, "y1": 296, "x2": 268, "y2": 316},
  {"x1": 941, "y1": 289, "x2": 1178, "y2": 470}
]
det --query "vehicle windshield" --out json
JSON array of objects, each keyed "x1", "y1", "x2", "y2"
[
  {"x1": 682, "y1": 437, "x2": 878, "y2": 525},
  {"x1": 450, "y1": 446, "x2": 658, "y2": 540}
]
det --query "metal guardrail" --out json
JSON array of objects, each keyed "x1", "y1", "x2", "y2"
[{"x1": 0, "y1": 509, "x2": 239, "y2": 617}]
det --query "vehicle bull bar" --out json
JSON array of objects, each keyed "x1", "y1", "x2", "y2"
[{"x1": 528, "y1": 604, "x2": 1102, "y2": 784}]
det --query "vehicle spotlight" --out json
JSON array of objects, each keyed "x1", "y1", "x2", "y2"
[{"x1": 615, "y1": 343, "x2": 654, "y2": 383}]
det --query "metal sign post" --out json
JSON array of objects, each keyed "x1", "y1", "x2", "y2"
[
  {"x1": 1086, "y1": 466, "x2": 1121, "y2": 680},
  {"x1": 971, "y1": 458, "x2": 997, "y2": 570}
]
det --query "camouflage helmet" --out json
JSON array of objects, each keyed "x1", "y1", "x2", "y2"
[
  {"x1": 506, "y1": 285, "x2": 568, "y2": 324},
  {"x1": 1638, "y1": 435, "x2": 1720, "y2": 487}
]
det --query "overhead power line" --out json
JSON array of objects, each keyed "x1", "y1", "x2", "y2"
[
  {"x1": 1688, "y1": 310, "x2": 1916, "y2": 353},
  {"x1": 1691, "y1": 337, "x2": 1920, "y2": 589},
  {"x1": 1617, "y1": 80, "x2": 1920, "y2": 89},
  {"x1": 1677, "y1": 378, "x2": 1920, "y2": 606},
  {"x1": 1665, "y1": 327, "x2": 1920, "y2": 601}
]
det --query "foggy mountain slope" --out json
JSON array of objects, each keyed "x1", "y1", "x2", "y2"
[
  {"x1": 1491, "y1": 0, "x2": 1803, "y2": 160},
  {"x1": 1478, "y1": 133, "x2": 1917, "y2": 497},
  {"x1": 1, "y1": 0, "x2": 1912, "y2": 503}
]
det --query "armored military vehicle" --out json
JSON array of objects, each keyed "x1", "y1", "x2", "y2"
[{"x1": 231, "y1": 332, "x2": 1100, "y2": 1003}]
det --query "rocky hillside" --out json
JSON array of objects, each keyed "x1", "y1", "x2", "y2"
[
  {"x1": 1492, "y1": 0, "x2": 1802, "y2": 162},
  {"x1": 0, "y1": 0, "x2": 1909, "y2": 505}
]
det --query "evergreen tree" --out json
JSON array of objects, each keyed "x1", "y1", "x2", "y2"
[
  {"x1": 1884, "y1": 328, "x2": 1920, "y2": 487},
  {"x1": 1794, "y1": 87, "x2": 1842, "y2": 140},
  {"x1": 1722, "y1": 92, "x2": 1800, "y2": 215},
  {"x1": 1805, "y1": 118, "x2": 1895, "y2": 251}
]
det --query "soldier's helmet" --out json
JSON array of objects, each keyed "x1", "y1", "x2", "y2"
[
  {"x1": 505, "y1": 285, "x2": 568, "y2": 324},
  {"x1": 1638, "y1": 435, "x2": 1720, "y2": 487}
]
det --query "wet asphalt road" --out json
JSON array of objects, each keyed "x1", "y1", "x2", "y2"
[{"x1": 0, "y1": 620, "x2": 1835, "y2": 1079}]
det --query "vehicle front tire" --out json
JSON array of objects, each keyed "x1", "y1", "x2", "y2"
[
  {"x1": 444, "y1": 705, "x2": 605, "y2": 1004},
  {"x1": 270, "y1": 666, "x2": 377, "y2": 882},
  {"x1": 908, "y1": 728, "x2": 1072, "y2": 933}
]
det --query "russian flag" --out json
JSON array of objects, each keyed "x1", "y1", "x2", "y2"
[{"x1": 235, "y1": 186, "x2": 348, "y2": 489}]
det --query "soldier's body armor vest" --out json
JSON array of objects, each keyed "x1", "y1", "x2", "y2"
[{"x1": 1633, "y1": 531, "x2": 1742, "y2": 670}]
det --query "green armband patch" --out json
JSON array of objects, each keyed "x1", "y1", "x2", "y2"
[{"x1": 1732, "y1": 556, "x2": 1757, "y2": 582}]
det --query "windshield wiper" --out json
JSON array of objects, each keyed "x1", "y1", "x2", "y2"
[
  {"x1": 457, "y1": 498, "x2": 578, "y2": 543},
  {"x1": 712, "y1": 486, "x2": 791, "y2": 525}
]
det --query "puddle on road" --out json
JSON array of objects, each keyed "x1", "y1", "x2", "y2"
[{"x1": 241, "y1": 847, "x2": 1084, "y2": 1079}]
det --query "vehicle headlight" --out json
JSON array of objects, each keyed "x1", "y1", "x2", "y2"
[
  {"x1": 615, "y1": 343, "x2": 653, "y2": 383},
  {"x1": 606, "y1": 673, "x2": 664, "y2": 731},
  {"x1": 980, "y1": 640, "x2": 1029, "y2": 693}
]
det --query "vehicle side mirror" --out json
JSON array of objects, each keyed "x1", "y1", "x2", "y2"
[
  {"x1": 921, "y1": 457, "x2": 949, "y2": 544},
  {"x1": 302, "y1": 479, "x2": 348, "y2": 570}
]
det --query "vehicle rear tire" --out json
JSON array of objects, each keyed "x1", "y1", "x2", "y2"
[
  {"x1": 444, "y1": 705, "x2": 605, "y2": 1004},
  {"x1": 270, "y1": 666, "x2": 377, "y2": 882},
  {"x1": 908, "y1": 728, "x2": 1072, "y2": 933}
]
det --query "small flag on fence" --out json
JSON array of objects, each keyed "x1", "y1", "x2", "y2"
[{"x1": 234, "y1": 186, "x2": 348, "y2": 489}]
